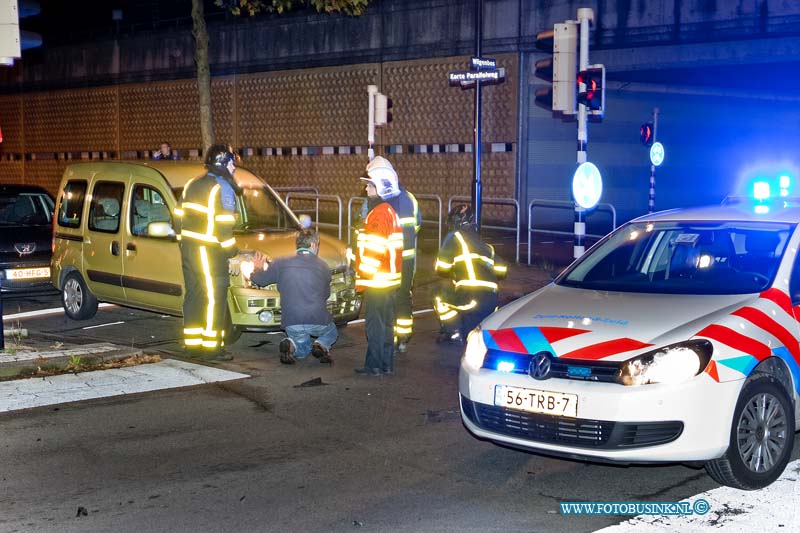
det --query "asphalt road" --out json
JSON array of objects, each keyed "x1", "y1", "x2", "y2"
[{"x1": 4, "y1": 293, "x2": 788, "y2": 533}]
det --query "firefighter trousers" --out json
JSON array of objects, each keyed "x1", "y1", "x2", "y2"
[
  {"x1": 180, "y1": 241, "x2": 231, "y2": 356},
  {"x1": 436, "y1": 286, "x2": 498, "y2": 339},
  {"x1": 363, "y1": 287, "x2": 397, "y2": 372},
  {"x1": 395, "y1": 256, "x2": 415, "y2": 341}
]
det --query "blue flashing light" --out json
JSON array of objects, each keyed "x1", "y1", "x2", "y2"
[
  {"x1": 755, "y1": 205, "x2": 770, "y2": 214},
  {"x1": 497, "y1": 361, "x2": 515, "y2": 373},
  {"x1": 753, "y1": 181, "x2": 771, "y2": 201},
  {"x1": 780, "y1": 175, "x2": 791, "y2": 189}
]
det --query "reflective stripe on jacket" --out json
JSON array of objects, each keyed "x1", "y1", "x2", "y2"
[
  {"x1": 434, "y1": 228, "x2": 507, "y2": 291},
  {"x1": 388, "y1": 189, "x2": 421, "y2": 259},
  {"x1": 174, "y1": 172, "x2": 237, "y2": 251},
  {"x1": 355, "y1": 201, "x2": 403, "y2": 290}
]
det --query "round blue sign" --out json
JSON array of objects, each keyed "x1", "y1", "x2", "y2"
[
  {"x1": 572, "y1": 162, "x2": 603, "y2": 209},
  {"x1": 650, "y1": 142, "x2": 665, "y2": 167}
]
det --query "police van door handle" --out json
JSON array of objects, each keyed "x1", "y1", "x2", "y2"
[
  {"x1": 111, "y1": 241, "x2": 120, "y2": 256},
  {"x1": 126, "y1": 242, "x2": 137, "y2": 252}
]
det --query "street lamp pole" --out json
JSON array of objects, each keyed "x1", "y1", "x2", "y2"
[{"x1": 472, "y1": 0, "x2": 483, "y2": 232}]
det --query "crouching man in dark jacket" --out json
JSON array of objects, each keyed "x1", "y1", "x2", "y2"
[{"x1": 251, "y1": 230, "x2": 337, "y2": 365}]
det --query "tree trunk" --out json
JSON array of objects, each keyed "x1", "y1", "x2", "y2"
[{"x1": 191, "y1": 0, "x2": 214, "y2": 154}]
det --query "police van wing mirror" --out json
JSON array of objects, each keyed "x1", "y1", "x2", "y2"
[{"x1": 148, "y1": 221, "x2": 176, "y2": 239}]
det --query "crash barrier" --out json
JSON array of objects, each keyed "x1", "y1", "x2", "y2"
[
  {"x1": 448, "y1": 196, "x2": 521, "y2": 263},
  {"x1": 285, "y1": 193, "x2": 344, "y2": 241},
  {"x1": 527, "y1": 199, "x2": 617, "y2": 265}
]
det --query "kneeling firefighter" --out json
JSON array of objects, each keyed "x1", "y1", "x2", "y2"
[
  {"x1": 175, "y1": 144, "x2": 239, "y2": 360},
  {"x1": 434, "y1": 204, "x2": 507, "y2": 343}
]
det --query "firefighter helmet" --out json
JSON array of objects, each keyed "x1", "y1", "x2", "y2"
[
  {"x1": 361, "y1": 156, "x2": 399, "y2": 199},
  {"x1": 447, "y1": 204, "x2": 475, "y2": 230}
]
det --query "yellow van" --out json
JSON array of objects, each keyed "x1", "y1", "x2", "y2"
[{"x1": 51, "y1": 161, "x2": 359, "y2": 342}]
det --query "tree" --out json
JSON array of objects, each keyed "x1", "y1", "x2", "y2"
[{"x1": 190, "y1": 0, "x2": 372, "y2": 154}]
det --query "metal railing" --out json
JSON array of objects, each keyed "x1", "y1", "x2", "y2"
[
  {"x1": 527, "y1": 199, "x2": 617, "y2": 265},
  {"x1": 346, "y1": 194, "x2": 443, "y2": 247},
  {"x1": 414, "y1": 194, "x2": 443, "y2": 247},
  {"x1": 346, "y1": 196, "x2": 367, "y2": 245},
  {"x1": 275, "y1": 186, "x2": 321, "y2": 222},
  {"x1": 285, "y1": 192, "x2": 343, "y2": 240},
  {"x1": 448, "y1": 195, "x2": 521, "y2": 263}
]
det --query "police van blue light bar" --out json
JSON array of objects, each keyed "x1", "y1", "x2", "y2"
[
  {"x1": 780, "y1": 175, "x2": 791, "y2": 197},
  {"x1": 753, "y1": 181, "x2": 770, "y2": 201}
]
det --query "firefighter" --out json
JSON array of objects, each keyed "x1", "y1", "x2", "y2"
[
  {"x1": 434, "y1": 204, "x2": 507, "y2": 344},
  {"x1": 362, "y1": 156, "x2": 421, "y2": 353},
  {"x1": 353, "y1": 165, "x2": 404, "y2": 376},
  {"x1": 174, "y1": 144, "x2": 239, "y2": 360}
]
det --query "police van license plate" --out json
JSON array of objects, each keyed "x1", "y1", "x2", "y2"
[
  {"x1": 6, "y1": 267, "x2": 50, "y2": 280},
  {"x1": 495, "y1": 385, "x2": 578, "y2": 418}
]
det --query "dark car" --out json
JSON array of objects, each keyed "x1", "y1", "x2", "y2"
[{"x1": 0, "y1": 185, "x2": 55, "y2": 292}]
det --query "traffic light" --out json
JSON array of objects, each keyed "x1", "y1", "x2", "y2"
[
  {"x1": 577, "y1": 64, "x2": 605, "y2": 115},
  {"x1": 534, "y1": 22, "x2": 577, "y2": 114},
  {"x1": 640, "y1": 122, "x2": 654, "y2": 146},
  {"x1": 375, "y1": 92, "x2": 393, "y2": 127}
]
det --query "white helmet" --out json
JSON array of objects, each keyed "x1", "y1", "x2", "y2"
[{"x1": 361, "y1": 156, "x2": 399, "y2": 199}]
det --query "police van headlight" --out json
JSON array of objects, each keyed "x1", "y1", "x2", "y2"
[
  {"x1": 462, "y1": 327, "x2": 488, "y2": 372},
  {"x1": 616, "y1": 340, "x2": 713, "y2": 386}
]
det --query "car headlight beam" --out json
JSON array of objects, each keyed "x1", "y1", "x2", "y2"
[
  {"x1": 463, "y1": 327, "x2": 487, "y2": 371},
  {"x1": 617, "y1": 340, "x2": 713, "y2": 386}
]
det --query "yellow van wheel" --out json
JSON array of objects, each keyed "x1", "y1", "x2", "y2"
[
  {"x1": 223, "y1": 312, "x2": 241, "y2": 345},
  {"x1": 62, "y1": 271, "x2": 98, "y2": 320}
]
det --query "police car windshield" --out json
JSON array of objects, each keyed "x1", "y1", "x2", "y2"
[
  {"x1": 234, "y1": 185, "x2": 300, "y2": 232},
  {"x1": 558, "y1": 221, "x2": 794, "y2": 295}
]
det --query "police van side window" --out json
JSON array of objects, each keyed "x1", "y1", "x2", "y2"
[
  {"x1": 130, "y1": 184, "x2": 173, "y2": 237},
  {"x1": 88, "y1": 181, "x2": 125, "y2": 234},
  {"x1": 57, "y1": 180, "x2": 87, "y2": 229}
]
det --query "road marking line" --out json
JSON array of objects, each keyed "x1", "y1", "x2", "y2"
[
  {"x1": 82, "y1": 321, "x2": 125, "y2": 330},
  {"x1": 4, "y1": 302, "x2": 116, "y2": 321},
  {"x1": 594, "y1": 459, "x2": 800, "y2": 531},
  {"x1": 346, "y1": 308, "x2": 433, "y2": 326},
  {"x1": 0, "y1": 359, "x2": 249, "y2": 413}
]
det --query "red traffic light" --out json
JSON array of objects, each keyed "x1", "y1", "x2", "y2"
[
  {"x1": 576, "y1": 65, "x2": 604, "y2": 113},
  {"x1": 640, "y1": 122, "x2": 654, "y2": 146}
]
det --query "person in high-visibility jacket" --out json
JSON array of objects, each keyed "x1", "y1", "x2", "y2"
[
  {"x1": 174, "y1": 144, "x2": 239, "y2": 360},
  {"x1": 364, "y1": 157, "x2": 421, "y2": 353},
  {"x1": 353, "y1": 166, "x2": 404, "y2": 376},
  {"x1": 434, "y1": 204, "x2": 507, "y2": 344}
]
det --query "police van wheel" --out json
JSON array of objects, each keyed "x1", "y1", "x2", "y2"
[
  {"x1": 62, "y1": 271, "x2": 98, "y2": 320},
  {"x1": 704, "y1": 375, "x2": 794, "y2": 490}
]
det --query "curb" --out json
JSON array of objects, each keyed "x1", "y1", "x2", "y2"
[{"x1": 0, "y1": 342, "x2": 145, "y2": 380}]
